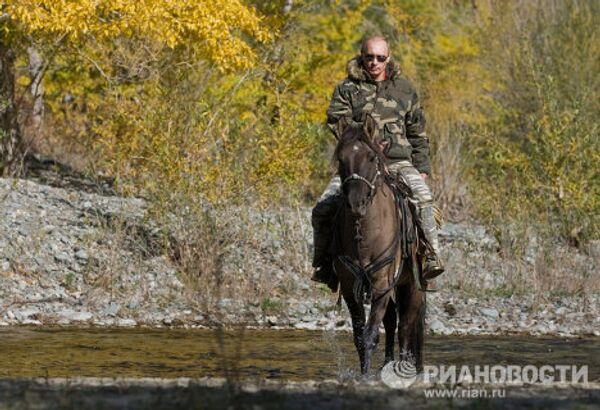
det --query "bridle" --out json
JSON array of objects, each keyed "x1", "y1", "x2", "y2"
[{"x1": 340, "y1": 155, "x2": 382, "y2": 200}]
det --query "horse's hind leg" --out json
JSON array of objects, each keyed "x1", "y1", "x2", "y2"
[
  {"x1": 343, "y1": 292, "x2": 366, "y2": 371},
  {"x1": 383, "y1": 300, "x2": 397, "y2": 365},
  {"x1": 362, "y1": 291, "x2": 391, "y2": 375},
  {"x1": 396, "y1": 282, "x2": 426, "y2": 371}
]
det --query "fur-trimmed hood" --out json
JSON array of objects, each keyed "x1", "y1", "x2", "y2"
[{"x1": 346, "y1": 56, "x2": 400, "y2": 82}]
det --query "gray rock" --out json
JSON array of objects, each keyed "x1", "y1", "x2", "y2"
[
  {"x1": 127, "y1": 299, "x2": 140, "y2": 310},
  {"x1": 429, "y1": 318, "x2": 446, "y2": 333},
  {"x1": 480, "y1": 308, "x2": 499, "y2": 319},
  {"x1": 218, "y1": 298, "x2": 233, "y2": 308},
  {"x1": 101, "y1": 303, "x2": 121, "y2": 317},
  {"x1": 294, "y1": 321, "x2": 318, "y2": 330},
  {"x1": 14, "y1": 308, "x2": 40, "y2": 321},
  {"x1": 21, "y1": 319, "x2": 42, "y2": 325},
  {"x1": 17, "y1": 227, "x2": 30, "y2": 236},
  {"x1": 54, "y1": 252, "x2": 71, "y2": 263},
  {"x1": 60, "y1": 310, "x2": 93, "y2": 322},
  {"x1": 75, "y1": 249, "x2": 88, "y2": 260},
  {"x1": 117, "y1": 318, "x2": 137, "y2": 327},
  {"x1": 296, "y1": 304, "x2": 308, "y2": 315}
]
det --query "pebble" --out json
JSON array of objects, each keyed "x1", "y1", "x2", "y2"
[
  {"x1": 117, "y1": 318, "x2": 137, "y2": 327},
  {"x1": 443, "y1": 302, "x2": 457, "y2": 316}
]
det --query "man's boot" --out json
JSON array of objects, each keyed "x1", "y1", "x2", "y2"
[
  {"x1": 420, "y1": 204, "x2": 445, "y2": 281},
  {"x1": 311, "y1": 196, "x2": 339, "y2": 292},
  {"x1": 311, "y1": 240, "x2": 338, "y2": 292},
  {"x1": 311, "y1": 253, "x2": 335, "y2": 286}
]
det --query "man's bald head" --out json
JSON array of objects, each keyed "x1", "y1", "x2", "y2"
[{"x1": 360, "y1": 36, "x2": 390, "y2": 56}]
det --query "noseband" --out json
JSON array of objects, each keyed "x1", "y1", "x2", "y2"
[{"x1": 341, "y1": 155, "x2": 382, "y2": 199}]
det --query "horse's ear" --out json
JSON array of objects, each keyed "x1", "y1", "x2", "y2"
[
  {"x1": 363, "y1": 114, "x2": 378, "y2": 141},
  {"x1": 335, "y1": 117, "x2": 349, "y2": 140}
]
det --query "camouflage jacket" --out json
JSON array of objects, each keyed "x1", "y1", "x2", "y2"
[{"x1": 326, "y1": 56, "x2": 431, "y2": 175}]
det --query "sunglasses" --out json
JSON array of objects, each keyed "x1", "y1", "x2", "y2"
[{"x1": 364, "y1": 54, "x2": 388, "y2": 63}]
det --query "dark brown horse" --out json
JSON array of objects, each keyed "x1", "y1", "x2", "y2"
[{"x1": 333, "y1": 117, "x2": 426, "y2": 375}]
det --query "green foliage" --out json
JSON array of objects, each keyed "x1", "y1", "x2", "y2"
[
  {"x1": 260, "y1": 297, "x2": 282, "y2": 314},
  {"x1": 468, "y1": 0, "x2": 600, "y2": 241}
]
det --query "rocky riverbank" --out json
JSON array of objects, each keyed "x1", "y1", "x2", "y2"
[
  {"x1": 0, "y1": 177, "x2": 598, "y2": 336},
  {"x1": 3, "y1": 377, "x2": 599, "y2": 410}
]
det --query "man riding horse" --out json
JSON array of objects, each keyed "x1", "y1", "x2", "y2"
[{"x1": 312, "y1": 35, "x2": 444, "y2": 291}]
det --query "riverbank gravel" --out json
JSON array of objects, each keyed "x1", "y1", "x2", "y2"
[{"x1": 0, "y1": 178, "x2": 598, "y2": 336}]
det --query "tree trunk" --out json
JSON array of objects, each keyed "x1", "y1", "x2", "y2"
[
  {"x1": 0, "y1": 40, "x2": 24, "y2": 176},
  {"x1": 28, "y1": 46, "x2": 45, "y2": 136}
]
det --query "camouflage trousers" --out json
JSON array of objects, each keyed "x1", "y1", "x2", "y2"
[{"x1": 311, "y1": 161, "x2": 440, "y2": 261}]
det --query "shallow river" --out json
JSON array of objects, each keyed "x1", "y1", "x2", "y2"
[{"x1": 0, "y1": 328, "x2": 598, "y2": 409}]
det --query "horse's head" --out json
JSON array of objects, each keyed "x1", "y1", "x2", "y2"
[{"x1": 335, "y1": 116, "x2": 384, "y2": 217}]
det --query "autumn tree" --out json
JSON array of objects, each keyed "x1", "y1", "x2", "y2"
[{"x1": 0, "y1": 0, "x2": 271, "y2": 176}]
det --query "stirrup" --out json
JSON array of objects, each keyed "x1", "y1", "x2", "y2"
[{"x1": 423, "y1": 257, "x2": 444, "y2": 281}]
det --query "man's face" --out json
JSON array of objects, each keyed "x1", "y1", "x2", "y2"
[{"x1": 362, "y1": 40, "x2": 389, "y2": 81}]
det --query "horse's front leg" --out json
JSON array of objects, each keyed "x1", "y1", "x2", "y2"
[
  {"x1": 342, "y1": 292, "x2": 366, "y2": 371},
  {"x1": 362, "y1": 290, "x2": 391, "y2": 375},
  {"x1": 397, "y1": 282, "x2": 426, "y2": 371},
  {"x1": 383, "y1": 299, "x2": 397, "y2": 365}
]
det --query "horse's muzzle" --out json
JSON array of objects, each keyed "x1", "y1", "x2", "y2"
[{"x1": 348, "y1": 197, "x2": 369, "y2": 217}]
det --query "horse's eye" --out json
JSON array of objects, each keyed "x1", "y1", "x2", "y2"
[{"x1": 369, "y1": 152, "x2": 376, "y2": 162}]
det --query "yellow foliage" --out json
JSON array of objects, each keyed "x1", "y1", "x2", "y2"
[{"x1": 5, "y1": 0, "x2": 272, "y2": 70}]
